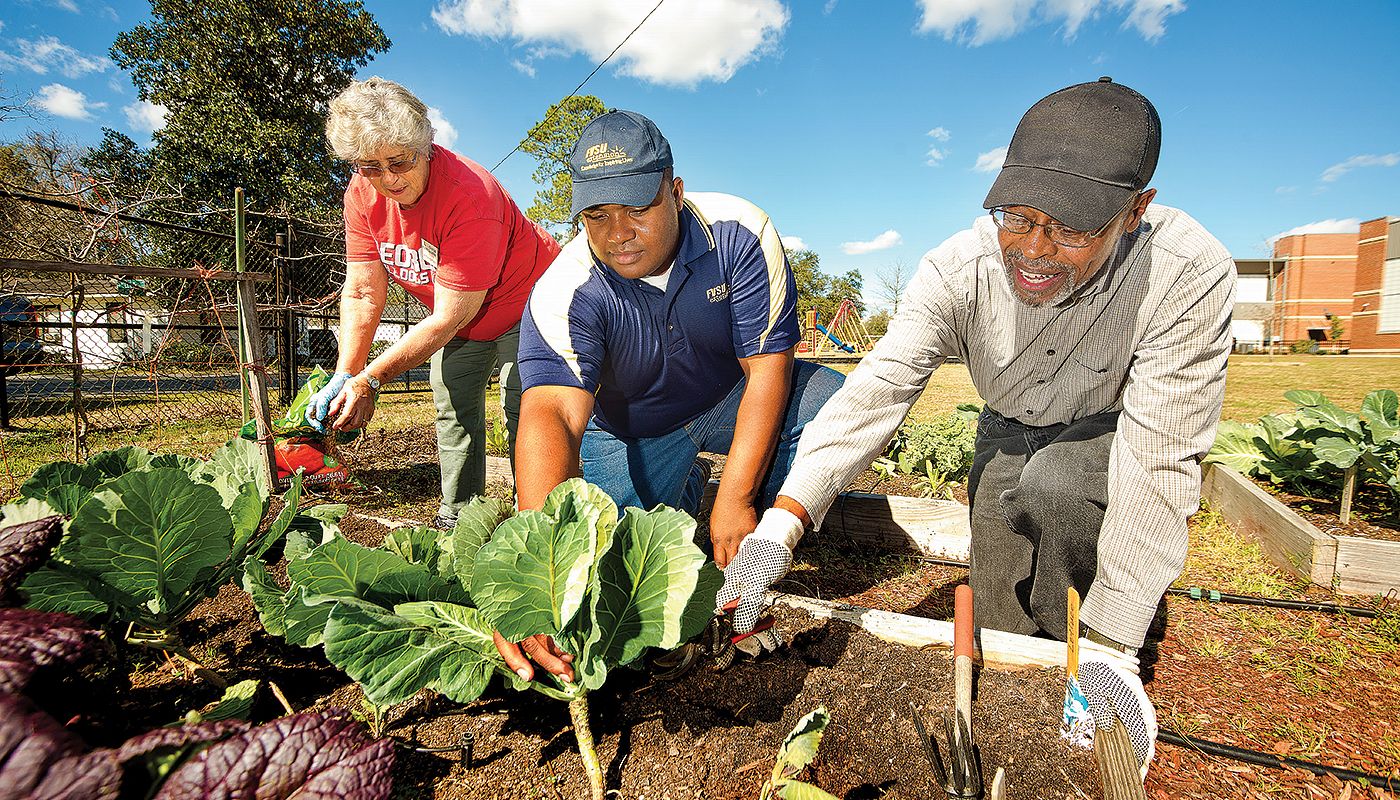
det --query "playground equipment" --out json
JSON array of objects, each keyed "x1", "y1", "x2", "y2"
[{"x1": 806, "y1": 299, "x2": 874, "y2": 357}]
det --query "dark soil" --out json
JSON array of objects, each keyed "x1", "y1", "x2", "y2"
[{"x1": 1261, "y1": 482, "x2": 1400, "y2": 543}]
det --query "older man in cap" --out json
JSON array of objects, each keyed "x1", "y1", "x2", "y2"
[
  {"x1": 723, "y1": 78, "x2": 1235, "y2": 666},
  {"x1": 495, "y1": 109, "x2": 843, "y2": 682}
]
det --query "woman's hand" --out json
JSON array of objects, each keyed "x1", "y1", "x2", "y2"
[{"x1": 330, "y1": 373, "x2": 378, "y2": 431}]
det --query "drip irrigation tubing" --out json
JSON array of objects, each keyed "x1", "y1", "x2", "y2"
[
  {"x1": 1167, "y1": 587, "x2": 1382, "y2": 618},
  {"x1": 901, "y1": 554, "x2": 1387, "y2": 618},
  {"x1": 1158, "y1": 728, "x2": 1397, "y2": 790}
]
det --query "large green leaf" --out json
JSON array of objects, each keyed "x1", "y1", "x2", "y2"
[
  {"x1": 577, "y1": 507, "x2": 707, "y2": 689},
  {"x1": 1286, "y1": 389, "x2": 1362, "y2": 436},
  {"x1": 1361, "y1": 389, "x2": 1400, "y2": 446},
  {"x1": 471, "y1": 508, "x2": 599, "y2": 642},
  {"x1": 541, "y1": 479, "x2": 619, "y2": 558},
  {"x1": 447, "y1": 496, "x2": 514, "y2": 590},
  {"x1": 226, "y1": 480, "x2": 269, "y2": 561},
  {"x1": 287, "y1": 536, "x2": 467, "y2": 608},
  {"x1": 19, "y1": 462, "x2": 102, "y2": 516},
  {"x1": 778, "y1": 783, "x2": 840, "y2": 800},
  {"x1": 287, "y1": 503, "x2": 347, "y2": 544},
  {"x1": 0, "y1": 498, "x2": 61, "y2": 527},
  {"x1": 246, "y1": 473, "x2": 303, "y2": 561},
  {"x1": 1313, "y1": 436, "x2": 1363, "y2": 469},
  {"x1": 381, "y1": 526, "x2": 441, "y2": 571},
  {"x1": 322, "y1": 599, "x2": 507, "y2": 707},
  {"x1": 201, "y1": 437, "x2": 271, "y2": 507},
  {"x1": 20, "y1": 565, "x2": 110, "y2": 618},
  {"x1": 775, "y1": 707, "x2": 831, "y2": 776},
  {"x1": 242, "y1": 559, "x2": 289, "y2": 637},
  {"x1": 67, "y1": 468, "x2": 232, "y2": 621},
  {"x1": 1205, "y1": 421, "x2": 1267, "y2": 476},
  {"x1": 85, "y1": 446, "x2": 156, "y2": 480}
]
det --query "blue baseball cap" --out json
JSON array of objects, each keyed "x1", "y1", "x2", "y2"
[{"x1": 569, "y1": 110, "x2": 673, "y2": 218}]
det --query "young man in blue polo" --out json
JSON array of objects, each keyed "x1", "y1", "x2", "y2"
[{"x1": 495, "y1": 110, "x2": 843, "y2": 681}]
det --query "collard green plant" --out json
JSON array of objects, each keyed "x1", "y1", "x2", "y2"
[
  {"x1": 761, "y1": 706, "x2": 839, "y2": 800},
  {"x1": 1207, "y1": 390, "x2": 1400, "y2": 517},
  {"x1": 249, "y1": 479, "x2": 720, "y2": 800},
  {"x1": 877, "y1": 405, "x2": 980, "y2": 496},
  {"x1": 13, "y1": 440, "x2": 317, "y2": 672}
]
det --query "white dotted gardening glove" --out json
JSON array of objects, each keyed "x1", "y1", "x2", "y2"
[
  {"x1": 307, "y1": 371, "x2": 352, "y2": 432},
  {"x1": 1077, "y1": 652, "x2": 1159, "y2": 779},
  {"x1": 715, "y1": 507, "x2": 803, "y2": 634}
]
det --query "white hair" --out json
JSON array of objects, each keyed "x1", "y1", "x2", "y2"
[{"x1": 325, "y1": 76, "x2": 435, "y2": 162}]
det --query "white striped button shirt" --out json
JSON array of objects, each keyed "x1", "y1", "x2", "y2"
[{"x1": 780, "y1": 204, "x2": 1235, "y2": 647}]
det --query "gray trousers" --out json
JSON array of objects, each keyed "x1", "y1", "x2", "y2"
[
  {"x1": 967, "y1": 408, "x2": 1118, "y2": 641},
  {"x1": 429, "y1": 324, "x2": 521, "y2": 521}
]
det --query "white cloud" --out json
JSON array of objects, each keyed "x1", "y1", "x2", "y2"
[
  {"x1": 824, "y1": 0, "x2": 839, "y2": 13},
  {"x1": 431, "y1": 0, "x2": 789, "y2": 86},
  {"x1": 1266, "y1": 218, "x2": 1361, "y2": 248},
  {"x1": 914, "y1": 0, "x2": 1185, "y2": 46},
  {"x1": 782, "y1": 235, "x2": 809, "y2": 251},
  {"x1": 54, "y1": 0, "x2": 80, "y2": 12},
  {"x1": 926, "y1": 126, "x2": 951, "y2": 166},
  {"x1": 123, "y1": 100, "x2": 167, "y2": 133},
  {"x1": 0, "y1": 35, "x2": 111, "y2": 78},
  {"x1": 1320, "y1": 153, "x2": 1400, "y2": 183},
  {"x1": 510, "y1": 58, "x2": 536, "y2": 77},
  {"x1": 32, "y1": 83, "x2": 103, "y2": 119},
  {"x1": 842, "y1": 230, "x2": 902, "y2": 255},
  {"x1": 974, "y1": 146, "x2": 1007, "y2": 172},
  {"x1": 427, "y1": 107, "x2": 459, "y2": 149}
]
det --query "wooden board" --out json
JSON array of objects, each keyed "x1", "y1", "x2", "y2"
[
  {"x1": 1335, "y1": 536, "x2": 1400, "y2": 596},
  {"x1": 1200, "y1": 463, "x2": 1336, "y2": 586},
  {"x1": 772, "y1": 594, "x2": 1139, "y2": 674}
]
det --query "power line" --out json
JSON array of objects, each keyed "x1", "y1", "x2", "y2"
[{"x1": 490, "y1": 0, "x2": 668, "y2": 173}]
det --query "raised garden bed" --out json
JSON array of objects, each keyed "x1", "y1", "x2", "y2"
[{"x1": 1201, "y1": 463, "x2": 1400, "y2": 596}]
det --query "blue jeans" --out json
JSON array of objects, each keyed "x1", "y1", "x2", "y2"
[{"x1": 580, "y1": 360, "x2": 844, "y2": 514}]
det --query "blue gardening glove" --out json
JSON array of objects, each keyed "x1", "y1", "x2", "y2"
[
  {"x1": 307, "y1": 371, "x2": 352, "y2": 432},
  {"x1": 715, "y1": 507, "x2": 803, "y2": 634}
]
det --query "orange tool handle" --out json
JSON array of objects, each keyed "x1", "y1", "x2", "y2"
[{"x1": 954, "y1": 583, "x2": 974, "y2": 659}]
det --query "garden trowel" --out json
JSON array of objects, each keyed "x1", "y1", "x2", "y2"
[
  {"x1": 703, "y1": 599, "x2": 781, "y2": 671},
  {"x1": 913, "y1": 583, "x2": 983, "y2": 798}
]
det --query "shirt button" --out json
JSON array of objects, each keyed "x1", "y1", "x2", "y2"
[
  {"x1": 668, "y1": 325, "x2": 674, "y2": 331},
  {"x1": 1046, "y1": 349, "x2": 1056, "y2": 356}
]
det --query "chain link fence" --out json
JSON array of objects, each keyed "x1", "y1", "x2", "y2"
[{"x1": 0, "y1": 185, "x2": 430, "y2": 494}]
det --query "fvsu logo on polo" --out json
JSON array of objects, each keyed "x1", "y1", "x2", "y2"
[{"x1": 706, "y1": 283, "x2": 729, "y2": 303}]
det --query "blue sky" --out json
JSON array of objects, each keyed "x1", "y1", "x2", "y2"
[{"x1": 2, "y1": 0, "x2": 1397, "y2": 309}]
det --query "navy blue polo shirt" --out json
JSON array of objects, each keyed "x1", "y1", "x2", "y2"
[{"x1": 517, "y1": 192, "x2": 799, "y2": 439}]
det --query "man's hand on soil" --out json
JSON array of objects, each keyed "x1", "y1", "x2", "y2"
[
  {"x1": 494, "y1": 631, "x2": 575, "y2": 684},
  {"x1": 714, "y1": 507, "x2": 802, "y2": 635}
]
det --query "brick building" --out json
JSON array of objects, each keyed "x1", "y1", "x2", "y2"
[
  {"x1": 1270, "y1": 231, "x2": 1358, "y2": 346},
  {"x1": 1350, "y1": 216, "x2": 1400, "y2": 354}
]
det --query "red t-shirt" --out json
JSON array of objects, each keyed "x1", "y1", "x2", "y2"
[{"x1": 344, "y1": 144, "x2": 560, "y2": 341}]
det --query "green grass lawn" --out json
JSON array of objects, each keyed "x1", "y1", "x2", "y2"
[
  {"x1": 3, "y1": 353, "x2": 1395, "y2": 499},
  {"x1": 833, "y1": 353, "x2": 1400, "y2": 424}
]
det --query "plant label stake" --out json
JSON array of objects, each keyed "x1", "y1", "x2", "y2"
[
  {"x1": 1062, "y1": 586, "x2": 1093, "y2": 747},
  {"x1": 915, "y1": 583, "x2": 983, "y2": 798}
]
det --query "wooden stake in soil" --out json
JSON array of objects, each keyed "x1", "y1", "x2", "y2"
[
  {"x1": 233, "y1": 188, "x2": 277, "y2": 492},
  {"x1": 1093, "y1": 700, "x2": 1148, "y2": 800},
  {"x1": 1340, "y1": 464, "x2": 1357, "y2": 524}
]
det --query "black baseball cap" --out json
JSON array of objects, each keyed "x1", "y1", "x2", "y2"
[
  {"x1": 983, "y1": 77, "x2": 1161, "y2": 232},
  {"x1": 569, "y1": 110, "x2": 674, "y2": 218}
]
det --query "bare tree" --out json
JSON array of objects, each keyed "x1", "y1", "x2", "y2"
[{"x1": 875, "y1": 259, "x2": 912, "y2": 315}]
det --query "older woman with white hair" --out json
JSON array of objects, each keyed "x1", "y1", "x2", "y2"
[{"x1": 311, "y1": 76, "x2": 559, "y2": 528}]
